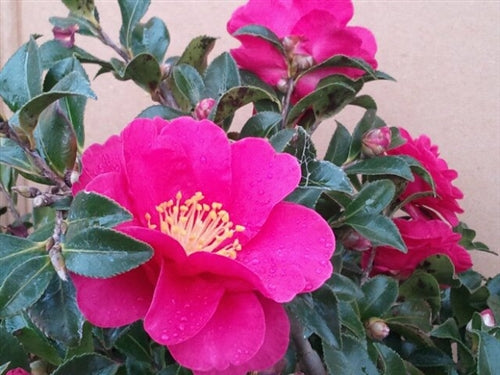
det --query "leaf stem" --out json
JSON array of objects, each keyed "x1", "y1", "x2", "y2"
[
  {"x1": 96, "y1": 26, "x2": 130, "y2": 63},
  {"x1": 290, "y1": 315, "x2": 327, "y2": 375},
  {"x1": 281, "y1": 78, "x2": 295, "y2": 128}
]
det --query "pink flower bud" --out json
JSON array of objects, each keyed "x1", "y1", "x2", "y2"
[
  {"x1": 362, "y1": 127, "x2": 392, "y2": 157},
  {"x1": 52, "y1": 24, "x2": 78, "y2": 48},
  {"x1": 366, "y1": 317, "x2": 390, "y2": 340},
  {"x1": 6, "y1": 368, "x2": 30, "y2": 375},
  {"x1": 194, "y1": 98, "x2": 216, "y2": 120},
  {"x1": 342, "y1": 230, "x2": 371, "y2": 252},
  {"x1": 480, "y1": 309, "x2": 496, "y2": 327},
  {"x1": 276, "y1": 78, "x2": 289, "y2": 93}
]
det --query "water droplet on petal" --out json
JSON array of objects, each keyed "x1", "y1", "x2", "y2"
[
  {"x1": 161, "y1": 334, "x2": 169, "y2": 341},
  {"x1": 200, "y1": 155, "x2": 207, "y2": 163}
]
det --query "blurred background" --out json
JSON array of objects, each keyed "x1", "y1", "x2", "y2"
[{"x1": 1, "y1": 0, "x2": 499, "y2": 275}]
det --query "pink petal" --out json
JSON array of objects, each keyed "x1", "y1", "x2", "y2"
[
  {"x1": 144, "y1": 261, "x2": 225, "y2": 346},
  {"x1": 169, "y1": 292, "x2": 266, "y2": 372},
  {"x1": 239, "y1": 202, "x2": 334, "y2": 302},
  {"x1": 72, "y1": 266, "x2": 154, "y2": 327},
  {"x1": 84, "y1": 172, "x2": 133, "y2": 214},
  {"x1": 228, "y1": 138, "x2": 301, "y2": 242}
]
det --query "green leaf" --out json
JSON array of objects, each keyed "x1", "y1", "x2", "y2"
[
  {"x1": 477, "y1": 331, "x2": 500, "y2": 375},
  {"x1": 0, "y1": 138, "x2": 39, "y2": 174},
  {"x1": 358, "y1": 275, "x2": 398, "y2": 319},
  {"x1": 52, "y1": 353, "x2": 120, "y2": 375},
  {"x1": 123, "y1": 53, "x2": 162, "y2": 93},
  {"x1": 344, "y1": 180, "x2": 395, "y2": 219},
  {"x1": 430, "y1": 318, "x2": 460, "y2": 341},
  {"x1": 115, "y1": 322, "x2": 152, "y2": 363},
  {"x1": 351, "y1": 95, "x2": 378, "y2": 110},
  {"x1": 0, "y1": 36, "x2": 41, "y2": 112},
  {"x1": 301, "y1": 160, "x2": 353, "y2": 194},
  {"x1": 176, "y1": 35, "x2": 216, "y2": 74},
  {"x1": 487, "y1": 275, "x2": 500, "y2": 322},
  {"x1": 240, "y1": 111, "x2": 281, "y2": 139},
  {"x1": 137, "y1": 105, "x2": 185, "y2": 119},
  {"x1": 204, "y1": 52, "x2": 241, "y2": 99},
  {"x1": 63, "y1": 227, "x2": 153, "y2": 278},
  {"x1": 374, "y1": 343, "x2": 407, "y2": 375},
  {"x1": 345, "y1": 156, "x2": 414, "y2": 181},
  {"x1": 324, "y1": 121, "x2": 352, "y2": 166},
  {"x1": 283, "y1": 126, "x2": 316, "y2": 161},
  {"x1": 269, "y1": 128, "x2": 296, "y2": 152},
  {"x1": 0, "y1": 327, "x2": 29, "y2": 371},
  {"x1": 408, "y1": 347, "x2": 454, "y2": 369},
  {"x1": 61, "y1": 0, "x2": 98, "y2": 24},
  {"x1": 345, "y1": 214, "x2": 406, "y2": 251},
  {"x1": 451, "y1": 285, "x2": 490, "y2": 327},
  {"x1": 348, "y1": 109, "x2": 385, "y2": 161},
  {"x1": 454, "y1": 222, "x2": 494, "y2": 254},
  {"x1": 387, "y1": 300, "x2": 433, "y2": 332},
  {"x1": 338, "y1": 301, "x2": 365, "y2": 339},
  {"x1": 232, "y1": 25, "x2": 284, "y2": 54},
  {"x1": 417, "y1": 254, "x2": 461, "y2": 287},
  {"x1": 396, "y1": 155, "x2": 436, "y2": 194},
  {"x1": 285, "y1": 187, "x2": 323, "y2": 209},
  {"x1": 399, "y1": 271, "x2": 441, "y2": 317},
  {"x1": 299, "y1": 55, "x2": 377, "y2": 82},
  {"x1": 323, "y1": 335, "x2": 379, "y2": 375},
  {"x1": 118, "y1": 0, "x2": 150, "y2": 49},
  {"x1": 65, "y1": 322, "x2": 94, "y2": 359},
  {"x1": 0, "y1": 254, "x2": 53, "y2": 318},
  {"x1": 131, "y1": 17, "x2": 169, "y2": 62},
  {"x1": 39, "y1": 40, "x2": 111, "y2": 70},
  {"x1": 0, "y1": 363, "x2": 10, "y2": 374},
  {"x1": 171, "y1": 64, "x2": 206, "y2": 107},
  {"x1": 68, "y1": 192, "x2": 132, "y2": 229},
  {"x1": 326, "y1": 273, "x2": 364, "y2": 302},
  {"x1": 212, "y1": 86, "x2": 280, "y2": 129},
  {"x1": 28, "y1": 274, "x2": 85, "y2": 346}
]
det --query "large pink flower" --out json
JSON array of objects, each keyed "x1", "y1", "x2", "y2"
[
  {"x1": 71, "y1": 117, "x2": 334, "y2": 374},
  {"x1": 227, "y1": 0, "x2": 377, "y2": 102},
  {"x1": 363, "y1": 218, "x2": 472, "y2": 278},
  {"x1": 388, "y1": 128, "x2": 464, "y2": 226}
]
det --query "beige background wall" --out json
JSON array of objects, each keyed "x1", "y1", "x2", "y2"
[{"x1": 1, "y1": 1, "x2": 499, "y2": 276}]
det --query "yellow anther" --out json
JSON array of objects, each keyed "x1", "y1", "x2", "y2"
[
  {"x1": 235, "y1": 225, "x2": 245, "y2": 232},
  {"x1": 176, "y1": 192, "x2": 183, "y2": 200}
]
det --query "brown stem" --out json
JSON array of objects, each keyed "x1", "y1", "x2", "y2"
[
  {"x1": 96, "y1": 27, "x2": 130, "y2": 62},
  {"x1": 290, "y1": 315, "x2": 326, "y2": 375},
  {"x1": 361, "y1": 246, "x2": 377, "y2": 284},
  {"x1": 281, "y1": 78, "x2": 295, "y2": 128}
]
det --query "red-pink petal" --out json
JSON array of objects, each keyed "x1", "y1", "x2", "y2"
[
  {"x1": 228, "y1": 138, "x2": 301, "y2": 241},
  {"x1": 72, "y1": 266, "x2": 154, "y2": 327},
  {"x1": 169, "y1": 292, "x2": 266, "y2": 372},
  {"x1": 144, "y1": 261, "x2": 225, "y2": 346},
  {"x1": 239, "y1": 202, "x2": 334, "y2": 302}
]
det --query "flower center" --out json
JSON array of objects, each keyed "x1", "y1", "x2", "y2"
[{"x1": 145, "y1": 191, "x2": 245, "y2": 259}]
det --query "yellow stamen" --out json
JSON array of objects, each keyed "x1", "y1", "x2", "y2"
[{"x1": 145, "y1": 191, "x2": 245, "y2": 259}]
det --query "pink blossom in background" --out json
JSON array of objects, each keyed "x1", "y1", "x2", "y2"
[
  {"x1": 388, "y1": 128, "x2": 464, "y2": 226},
  {"x1": 71, "y1": 117, "x2": 334, "y2": 375},
  {"x1": 362, "y1": 218, "x2": 472, "y2": 278},
  {"x1": 227, "y1": 0, "x2": 377, "y2": 102},
  {"x1": 6, "y1": 369, "x2": 30, "y2": 375}
]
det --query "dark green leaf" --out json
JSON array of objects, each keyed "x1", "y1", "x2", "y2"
[
  {"x1": 408, "y1": 347, "x2": 454, "y2": 368},
  {"x1": 487, "y1": 275, "x2": 500, "y2": 322},
  {"x1": 417, "y1": 254, "x2": 461, "y2": 287},
  {"x1": 52, "y1": 353, "x2": 119, "y2": 375},
  {"x1": 65, "y1": 322, "x2": 94, "y2": 359},
  {"x1": 118, "y1": 0, "x2": 150, "y2": 49},
  {"x1": 345, "y1": 156, "x2": 414, "y2": 181},
  {"x1": 176, "y1": 35, "x2": 216, "y2": 74},
  {"x1": 396, "y1": 155, "x2": 436, "y2": 194},
  {"x1": 131, "y1": 17, "x2": 169, "y2": 62},
  {"x1": 204, "y1": 52, "x2": 240, "y2": 99},
  {"x1": 326, "y1": 273, "x2": 364, "y2": 302},
  {"x1": 115, "y1": 322, "x2": 152, "y2": 363},
  {"x1": 374, "y1": 343, "x2": 407, "y2": 375},
  {"x1": 451, "y1": 285, "x2": 490, "y2": 327},
  {"x1": 63, "y1": 227, "x2": 153, "y2": 278},
  {"x1": 212, "y1": 86, "x2": 279, "y2": 129},
  {"x1": 323, "y1": 335, "x2": 379, "y2": 375},
  {"x1": 240, "y1": 111, "x2": 281, "y2": 139},
  {"x1": 68, "y1": 192, "x2": 132, "y2": 229},
  {"x1": 232, "y1": 25, "x2": 284, "y2": 54},
  {"x1": 61, "y1": 0, "x2": 98, "y2": 23},
  {"x1": 0, "y1": 138, "x2": 39, "y2": 174},
  {"x1": 0, "y1": 254, "x2": 53, "y2": 317},
  {"x1": 358, "y1": 275, "x2": 398, "y2": 319},
  {"x1": 301, "y1": 160, "x2": 353, "y2": 194},
  {"x1": 285, "y1": 187, "x2": 323, "y2": 209},
  {"x1": 454, "y1": 222, "x2": 494, "y2": 254},
  {"x1": 430, "y1": 318, "x2": 460, "y2": 341},
  {"x1": 39, "y1": 40, "x2": 110, "y2": 70},
  {"x1": 477, "y1": 331, "x2": 500, "y2": 375},
  {"x1": 351, "y1": 95, "x2": 378, "y2": 110},
  {"x1": 123, "y1": 53, "x2": 162, "y2": 93},
  {"x1": 269, "y1": 128, "x2": 295, "y2": 152},
  {"x1": 239, "y1": 69, "x2": 276, "y2": 97},
  {"x1": 0, "y1": 327, "x2": 29, "y2": 371},
  {"x1": 283, "y1": 126, "x2": 316, "y2": 161},
  {"x1": 344, "y1": 180, "x2": 395, "y2": 219},
  {"x1": 171, "y1": 64, "x2": 206, "y2": 107},
  {"x1": 345, "y1": 214, "x2": 406, "y2": 251},
  {"x1": 324, "y1": 121, "x2": 352, "y2": 166},
  {"x1": 400, "y1": 271, "x2": 441, "y2": 317},
  {"x1": 28, "y1": 273, "x2": 84, "y2": 346},
  {"x1": 348, "y1": 109, "x2": 384, "y2": 161},
  {"x1": 0, "y1": 36, "x2": 41, "y2": 112},
  {"x1": 137, "y1": 105, "x2": 185, "y2": 119},
  {"x1": 338, "y1": 301, "x2": 365, "y2": 339},
  {"x1": 387, "y1": 300, "x2": 432, "y2": 332},
  {"x1": 299, "y1": 55, "x2": 377, "y2": 81}
]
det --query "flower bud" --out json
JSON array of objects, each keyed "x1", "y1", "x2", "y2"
[
  {"x1": 282, "y1": 35, "x2": 300, "y2": 54},
  {"x1": 480, "y1": 309, "x2": 496, "y2": 327},
  {"x1": 342, "y1": 230, "x2": 371, "y2": 252},
  {"x1": 52, "y1": 24, "x2": 78, "y2": 48},
  {"x1": 365, "y1": 317, "x2": 390, "y2": 340},
  {"x1": 194, "y1": 98, "x2": 216, "y2": 120},
  {"x1": 292, "y1": 54, "x2": 314, "y2": 72},
  {"x1": 276, "y1": 78, "x2": 289, "y2": 93},
  {"x1": 361, "y1": 127, "x2": 392, "y2": 157}
]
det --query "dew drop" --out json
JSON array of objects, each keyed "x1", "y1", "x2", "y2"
[
  {"x1": 178, "y1": 324, "x2": 185, "y2": 331},
  {"x1": 161, "y1": 333, "x2": 169, "y2": 341},
  {"x1": 180, "y1": 316, "x2": 188, "y2": 322},
  {"x1": 200, "y1": 155, "x2": 207, "y2": 163}
]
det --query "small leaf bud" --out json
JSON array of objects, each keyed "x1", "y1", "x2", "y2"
[
  {"x1": 362, "y1": 127, "x2": 392, "y2": 157},
  {"x1": 49, "y1": 245, "x2": 68, "y2": 281},
  {"x1": 194, "y1": 98, "x2": 216, "y2": 120},
  {"x1": 365, "y1": 317, "x2": 390, "y2": 340},
  {"x1": 52, "y1": 24, "x2": 78, "y2": 48}
]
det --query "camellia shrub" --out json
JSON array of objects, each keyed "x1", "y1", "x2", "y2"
[{"x1": 0, "y1": 0, "x2": 498, "y2": 374}]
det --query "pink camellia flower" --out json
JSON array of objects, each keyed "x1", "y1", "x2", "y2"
[
  {"x1": 71, "y1": 117, "x2": 334, "y2": 375},
  {"x1": 362, "y1": 218, "x2": 472, "y2": 278},
  {"x1": 388, "y1": 128, "x2": 464, "y2": 226},
  {"x1": 52, "y1": 24, "x2": 78, "y2": 48},
  {"x1": 6, "y1": 369, "x2": 30, "y2": 375},
  {"x1": 362, "y1": 127, "x2": 392, "y2": 157},
  {"x1": 227, "y1": 0, "x2": 377, "y2": 102}
]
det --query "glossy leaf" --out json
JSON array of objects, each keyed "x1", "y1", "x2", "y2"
[
  {"x1": 269, "y1": 128, "x2": 296, "y2": 152},
  {"x1": 400, "y1": 271, "x2": 441, "y2": 317},
  {"x1": 123, "y1": 53, "x2": 162, "y2": 93},
  {"x1": 39, "y1": 40, "x2": 110, "y2": 70},
  {"x1": 345, "y1": 156, "x2": 414, "y2": 181},
  {"x1": 68, "y1": 192, "x2": 132, "y2": 229},
  {"x1": 63, "y1": 227, "x2": 153, "y2": 278},
  {"x1": 61, "y1": 0, "x2": 98, "y2": 23},
  {"x1": 299, "y1": 55, "x2": 377, "y2": 81},
  {"x1": 345, "y1": 214, "x2": 406, "y2": 252},
  {"x1": 204, "y1": 52, "x2": 240, "y2": 99},
  {"x1": 240, "y1": 111, "x2": 281, "y2": 139},
  {"x1": 323, "y1": 335, "x2": 379, "y2": 375},
  {"x1": 387, "y1": 300, "x2": 433, "y2": 332},
  {"x1": 176, "y1": 35, "x2": 216, "y2": 74},
  {"x1": 324, "y1": 121, "x2": 352, "y2": 166},
  {"x1": 326, "y1": 273, "x2": 364, "y2": 302},
  {"x1": 232, "y1": 25, "x2": 284, "y2": 54},
  {"x1": 358, "y1": 275, "x2": 398, "y2": 319},
  {"x1": 115, "y1": 322, "x2": 152, "y2": 363},
  {"x1": 0, "y1": 138, "x2": 39, "y2": 175},
  {"x1": 137, "y1": 105, "x2": 185, "y2": 119},
  {"x1": 131, "y1": 17, "x2": 169, "y2": 62},
  {"x1": 171, "y1": 64, "x2": 206, "y2": 107},
  {"x1": 408, "y1": 347, "x2": 454, "y2": 369},
  {"x1": 344, "y1": 180, "x2": 395, "y2": 219},
  {"x1": 0, "y1": 327, "x2": 29, "y2": 371},
  {"x1": 451, "y1": 285, "x2": 490, "y2": 327},
  {"x1": 374, "y1": 343, "x2": 407, "y2": 375},
  {"x1": 301, "y1": 160, "x2": 353, "y2": 194},
  {"x1": 118, "y1": 0, "x2": 151, "y2": 49},
  {"x1": 28, "y1": 274, "x2": 85, "y2": 346},
  {"x1": 477, "y1": 331, "x2": 500, "y2": 375},
  {"x1": 338, "y1": 300, "x2": 365, "y2": 339},
  {"x1": 52, "y1": 353, "x2": 120, "y2": 375},
  {"x1": 417, "y1": 254, "x2": 461, "y2": 287},
  {"x1": 285, "y1": 187, "x2": 323, "y2": 209},
  {"x1": 0, "y1": 36, "x2": 41, "y2": 112}
]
